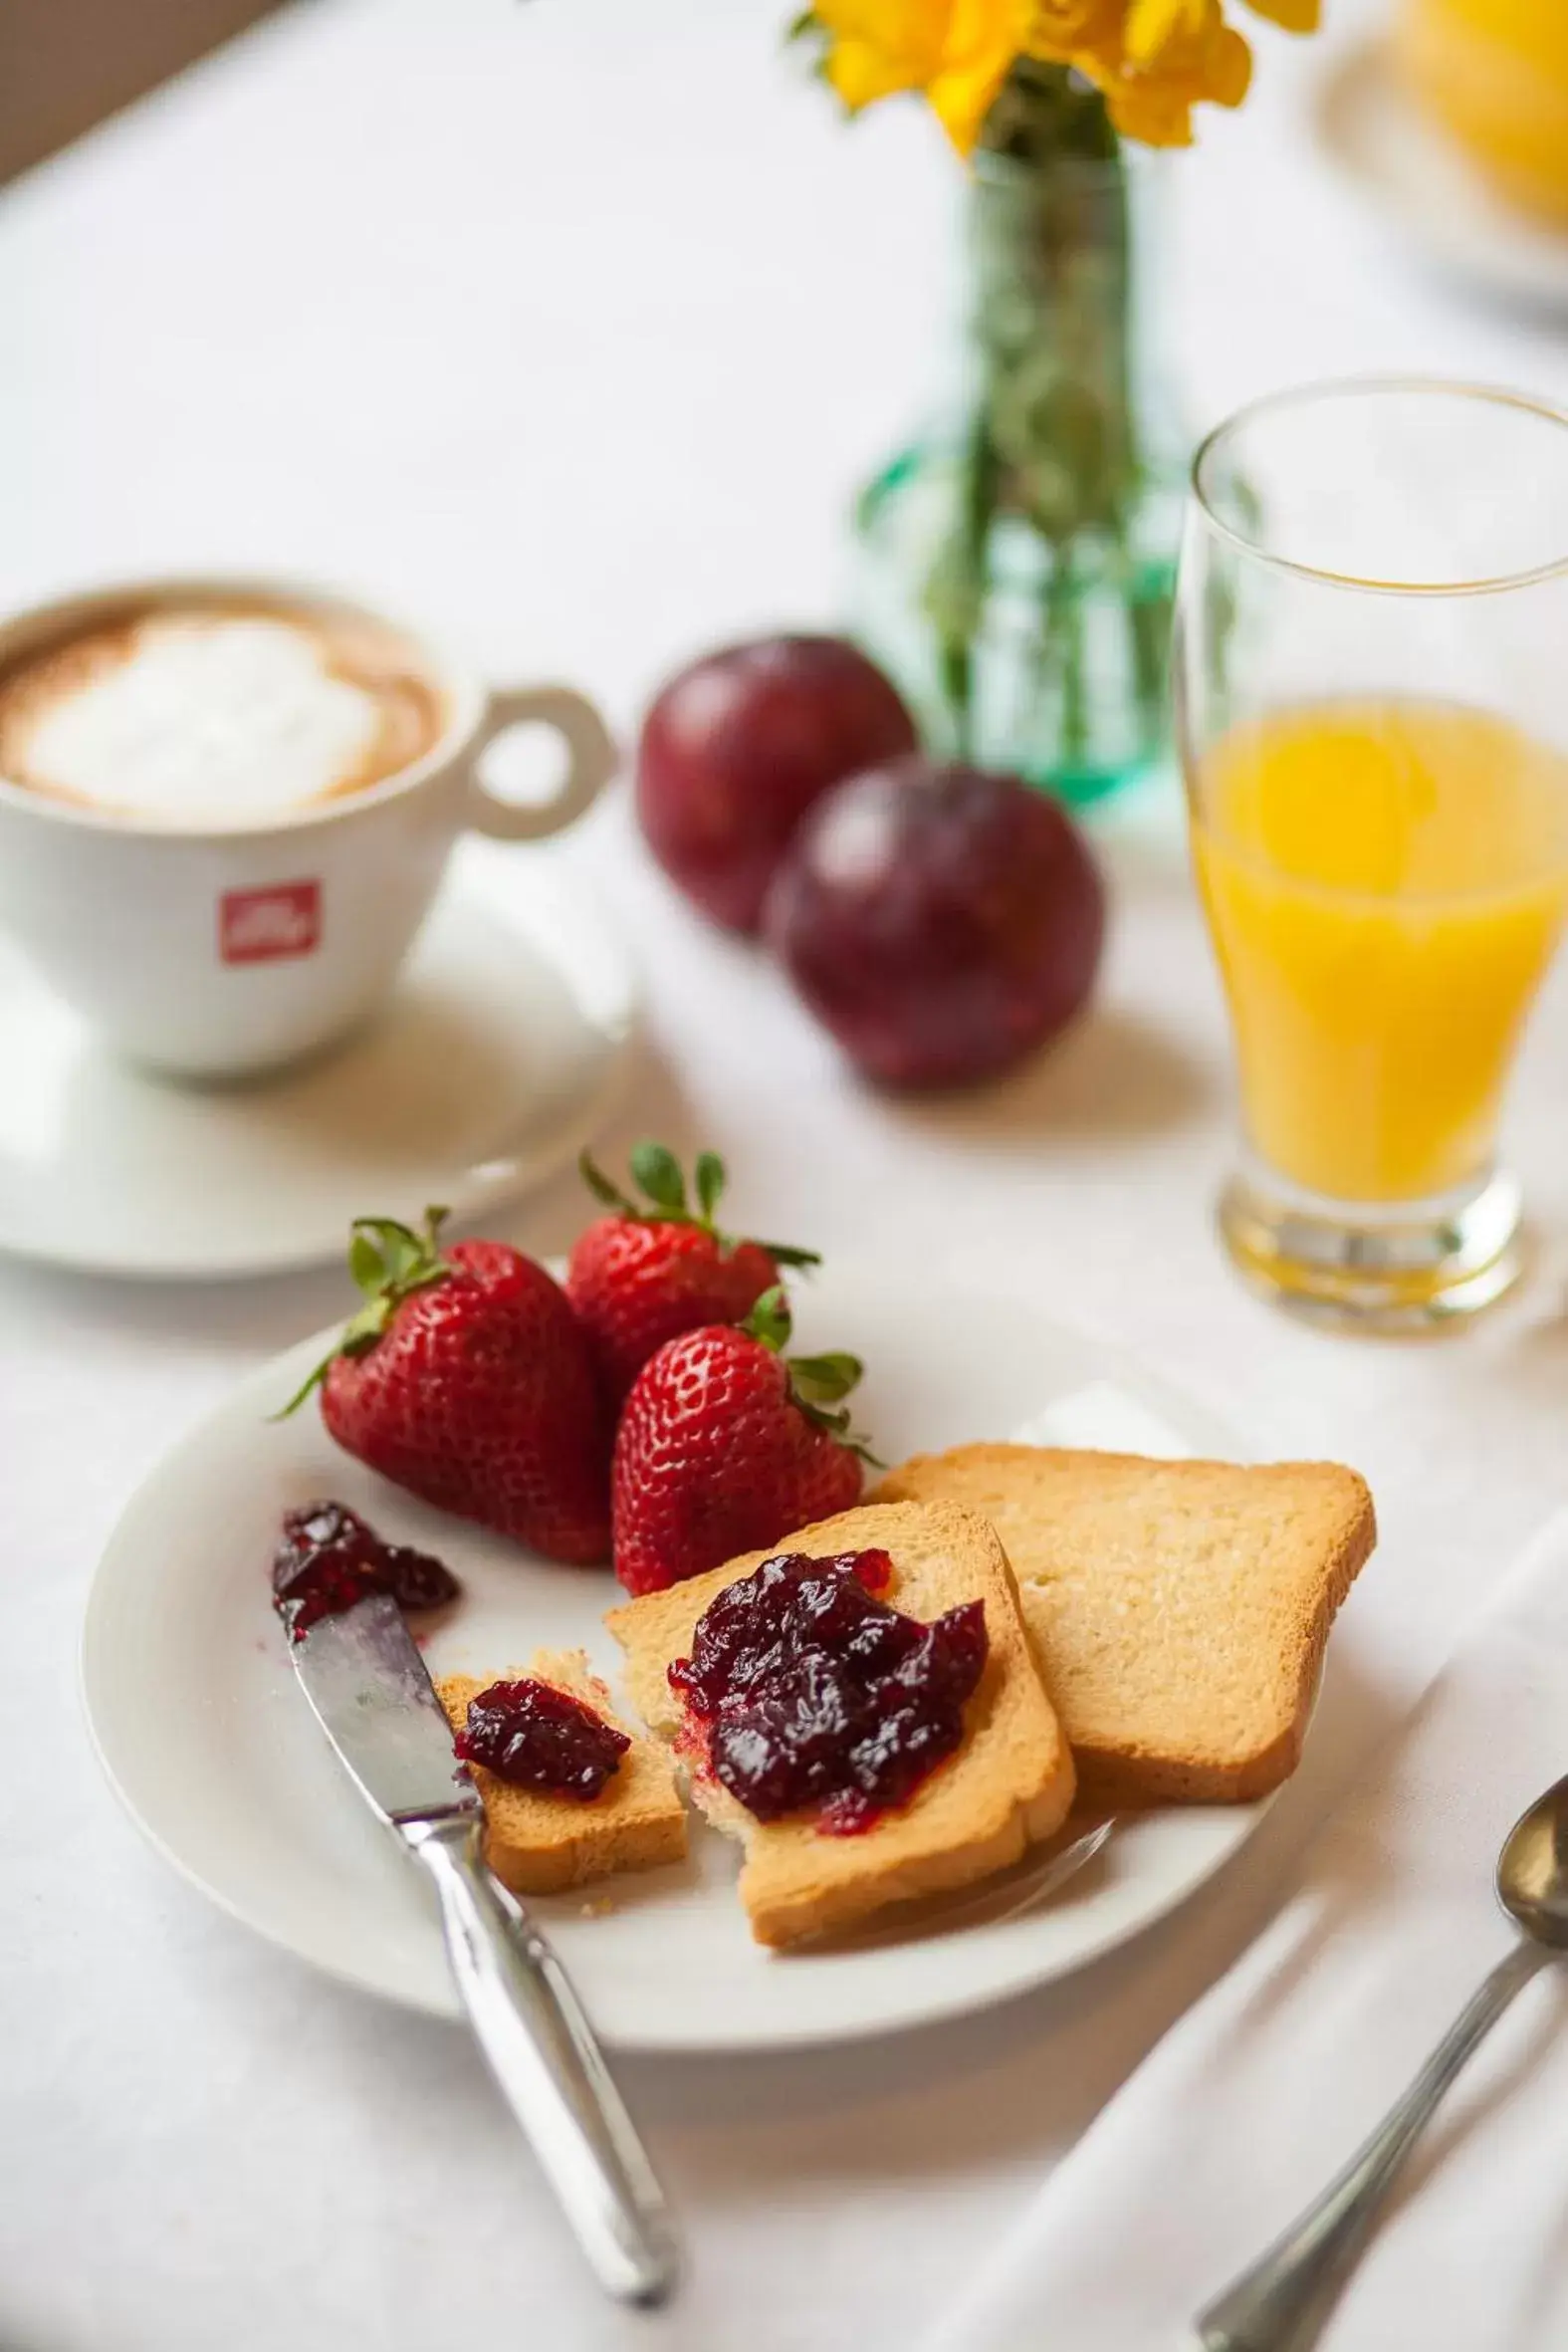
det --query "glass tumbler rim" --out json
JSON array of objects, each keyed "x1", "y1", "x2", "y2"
[{"x1": 1190, "y1": 374, "x2": 1568, "y2": 600}]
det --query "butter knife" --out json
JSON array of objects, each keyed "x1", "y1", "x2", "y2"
[{"x1": 288, "y1": 1589, "x2": 679, "y2": 2306}]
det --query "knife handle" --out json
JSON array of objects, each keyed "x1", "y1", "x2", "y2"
[{"x1": 403, "y1": 1815, "x2": 679, "y2": 2307}]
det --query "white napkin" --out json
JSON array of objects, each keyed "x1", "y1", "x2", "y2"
[{"x1": 925, "y1": 1509, "x2": 1568, "y2": 2352}]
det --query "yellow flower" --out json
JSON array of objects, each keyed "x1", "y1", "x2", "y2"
[
  {"x1": 1083, "y1": 0, "x2": 1251, "y2": 139},
  {"x1": 1124, "y1": 0, "x2": 1206, "y2": 66},
  {"x1": 1241, "y1": 0, "x2": 1318, "y2": 28},
  {"x1": 812, "y1": 0, "x2": 944, "y2": 104},
  {"x1": 1101, "y1": 77, "x2": 1198, "y2": 143},
  {"x1": 1205, "y1": 21, "x2": 1252, "y2": 101},
  {"x1": 1121, "y1": 0, "x2": 1247, "y2": 81},
  {"x1": 1022, "y1": 0, "x2": 1124, "y2": 61},
  {"x1": 815, "y1": 0, "x2": 1033, "y2": 151},
  {"x1": 805, "y1": 0, "x2": 1304, "y2": 151}
]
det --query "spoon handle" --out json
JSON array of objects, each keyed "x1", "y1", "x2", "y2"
[{"x1": 1197, "y1": 1938, "x2": 1550, "y2": 2352}]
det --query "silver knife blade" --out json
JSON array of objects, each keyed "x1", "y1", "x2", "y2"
[{"x1": 288, "y1": 1590, "x2": 479, "y2": 1828}]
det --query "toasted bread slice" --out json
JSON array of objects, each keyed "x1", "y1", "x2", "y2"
[
  {"x1": 436, "y1": 1649, "x2": 686, "y2": 1897},
  {"x1": 873, "y1": 1448, "x2": 1375, "y2": 1805},
  {"x1": 604, "y1": 1500, "x2": 1075, "y2": 1949}
]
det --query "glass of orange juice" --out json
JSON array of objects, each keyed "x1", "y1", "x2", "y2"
[
  {"x1": 1396, "y1": 0, "x2": 1568, "y2": 228},
  {"x1": 1175, "y1": 379, "x2": 1568, "y2": 1332}
]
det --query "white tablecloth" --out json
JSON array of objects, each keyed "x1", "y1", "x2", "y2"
[{"x1": 3, "y1": 4, "x2": 1568, "y2": 2346}]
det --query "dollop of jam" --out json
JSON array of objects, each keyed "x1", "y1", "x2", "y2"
[
  {"x1": 667, "y1": 1547, "x2": 989, "y2": 1834},
  {"x1": 455, "y1": 1678, "x2": 631, "y2": 1800},
  {"x1": 272, "y1": 1501, "x2": 460, "y2": 1641}
]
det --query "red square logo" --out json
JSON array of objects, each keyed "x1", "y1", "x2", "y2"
[{"x1": 219, "y1": 880, "x2": 322, "y2": 965}]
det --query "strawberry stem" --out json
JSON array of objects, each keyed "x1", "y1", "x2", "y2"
[
  {"x1": 580, "y1": 1142, "x2": 822, "y2": 1275},
  {"x1": 272, "y1": 1204, "x2": 454, "y2": 1418},
  {"x1": 743, "y1": 1291, "x2": 882, "y2": 1465}
]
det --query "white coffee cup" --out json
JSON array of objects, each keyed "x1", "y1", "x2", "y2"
[{"x1": 0, "y1": 577, "x2": 619, "y2": 1078}]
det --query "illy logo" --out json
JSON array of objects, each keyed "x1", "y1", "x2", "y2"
[{"x1": 219, "y1": 880, "x2": 322, "y2": 965}]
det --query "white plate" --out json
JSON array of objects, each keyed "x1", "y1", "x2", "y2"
[
  {"x1": 83, "y1": 1262, "x2": 1274, "y2": 2052},
  {"x1": 1314, "y1": 40, "x2": 1568, "y2": 315},
  {"x1": 0, "y1": 844, "x2": 636, "y2": 1280}
]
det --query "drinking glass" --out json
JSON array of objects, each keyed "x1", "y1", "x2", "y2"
[{"x1": 1175, "y1": 378, "x2": 1568, "y2": 1331}]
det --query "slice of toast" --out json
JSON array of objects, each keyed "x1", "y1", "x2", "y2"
[
  {"x1": 873, "y1": 1447, "x2": 1375, "y2": 1805},
  {"x1": 604, "y1": 1500, "x2": 1075, "y2": 1949},
  {"x1": 436, "y1": 1649, "x2": 686, "y2": 1897}
]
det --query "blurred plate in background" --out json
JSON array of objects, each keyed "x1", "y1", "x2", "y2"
[{"x1": 1315, "y1": 40, "x2": 1568, "y2": 315}]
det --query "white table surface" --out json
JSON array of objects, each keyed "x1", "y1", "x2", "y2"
[{"x1": 4, "y1": 3, "x2": 1568, "y2": 2346}]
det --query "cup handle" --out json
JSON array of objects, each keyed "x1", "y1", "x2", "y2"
[{"x1": 463, "y1": 685, "x2": 618, "y2": 842}]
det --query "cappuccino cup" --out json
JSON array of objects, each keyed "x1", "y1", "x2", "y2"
[{"x1": 0, "y1": 579, "x2": 618, "y2": 1078}]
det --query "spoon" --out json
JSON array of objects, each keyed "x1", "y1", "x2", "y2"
[{"x1": 1198, "y1": 1772, "x2": 1568, "y2": 2352}]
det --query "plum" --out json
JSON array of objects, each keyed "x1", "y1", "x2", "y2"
[
  {"x1": 635, "y1": 635, "x2": 918, "y2": 933},
  {"x1": 764, "y1": 758, "x2": 1104, "y2": 1089}
]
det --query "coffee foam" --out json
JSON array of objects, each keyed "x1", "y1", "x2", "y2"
[{"x1": 0, "y1": 612, "x2": 427, "y2": 823}]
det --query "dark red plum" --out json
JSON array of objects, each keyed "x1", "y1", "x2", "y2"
[
  {"x1": 635, "y1": 635, "x2": 918, "y2": 933},
  {"x1": 765, "y1": 758, "x2": 1104, "y2": 1090}
]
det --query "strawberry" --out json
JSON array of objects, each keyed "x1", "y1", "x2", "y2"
[
  {"x1": 566, "y1": 1142, "x2": 818, "y2": 1405},
  {"x1": 283, "y1": 1208, "x2": 610, "y2": 1564},
  {"x1": 611, "y1": 1286, "x2": 873, "y2": 1595}
]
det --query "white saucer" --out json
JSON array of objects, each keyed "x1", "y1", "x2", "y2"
[
  {"x1": 1314, "y1": 40, "x2": 1568, "y2": 314},
  {"x1": 0, "y1": 844, "x2": 636, "y2": 1280},
  {"x1": 83, "y1": 1258, "x2": 1286, "y2": 2053}
]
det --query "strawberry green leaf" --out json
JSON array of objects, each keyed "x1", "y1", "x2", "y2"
[
  {"x1": 349, "y1": 1211, "x2": 446, "y2": 1288},
  {"x1": 630, "y1": 1141, "x2": 687, "y2": 1215},
  {"x1": 269, "y1": 1292, "x2": 394, "y2": 1419},
  {"x1": 787, "y1": 1351, "x2": 864, "y2": 1406},
  {"x1": 578, "y1": 1148, "x2": 633, "y2": 1213},
  {"x1": 341, "y1": 1297, "x2": 394, "y2": 1350},
  {"x1": 694, "y1": 1149, "x2": 726, "y2": 1224},
  {"x1": 348, "y1": 1229, "x2": 385, "y2": 1296},
  {"x1": 758, "y1": 1241, "x2": 821, "y2": 1271},
  {"x1": 352, "y1": 1223, "x2": 425, "y2": 1279},
  {"x1": 784, "y1": 1335, "x2": 878, "y2": 1460},
  {"x1": 270, "y1": 1355, "x2": 334, "y2": 1419},
  {"x1": 788, "y1": 1390, "x2": 884, "y2": 1465},
  {"x1": 743, "y1": 1285, "x2": 792, "y2": 1353}
]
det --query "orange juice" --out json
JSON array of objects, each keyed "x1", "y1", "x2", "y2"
[
  {"x1": 1192, "y1": 701, "x2": 1568, "y2": 1203},
  {"x1": 1398, "y1": 0, "x2": 1568, "y2": 226}
]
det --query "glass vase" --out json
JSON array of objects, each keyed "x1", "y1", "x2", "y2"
[{"x1": 853, "y1": 66, "x2": 1185, "y2": 809}]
